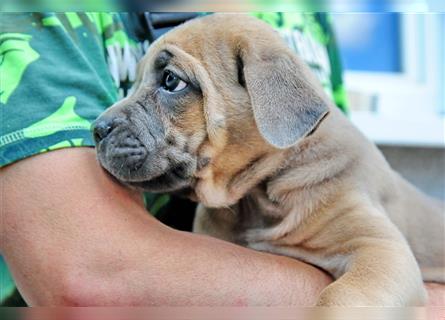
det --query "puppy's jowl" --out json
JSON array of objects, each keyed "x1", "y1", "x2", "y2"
[{"x1": 94, "y1": 14, "x2": 444, "y2": 306}]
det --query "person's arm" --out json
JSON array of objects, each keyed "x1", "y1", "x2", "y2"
[{"x1": 1, "y1": 148, "x2": 332, "y2": 306}]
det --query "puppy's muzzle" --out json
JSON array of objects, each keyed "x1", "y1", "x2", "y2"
[
  {"x1": 93, "y1": 114, "x2": 197, "y2": 193},
  {"x1": 92, "y1": 116, "x2": 149, "y2": 173}
]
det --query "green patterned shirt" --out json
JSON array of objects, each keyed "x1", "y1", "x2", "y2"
[{"x1": 0, "y1": 13, "x2": 144, "y2": 167}]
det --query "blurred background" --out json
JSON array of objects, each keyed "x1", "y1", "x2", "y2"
[{"x1": 332, "y1": 12, "x2": 444, "y2": 201}]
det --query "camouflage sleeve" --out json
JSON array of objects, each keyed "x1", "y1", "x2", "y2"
[
  {"x1": 0, "y1": 13, "x2": 143, "y2": 167},
  {"x1": 0, "y1": 13, "x2": 161, "y2": 305}
]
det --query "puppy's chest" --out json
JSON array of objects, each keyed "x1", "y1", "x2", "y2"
[{"x1": 235, "y1": 189, "x2": 348, "y2": 278}]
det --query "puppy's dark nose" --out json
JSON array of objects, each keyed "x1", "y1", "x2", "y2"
[{"x1": 92, "y1": 119, "x2": 114, "y2": 143}]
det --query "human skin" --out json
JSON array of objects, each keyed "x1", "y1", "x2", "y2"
[
  {"x1": 0, "y1": 148, "x2": 443, "y2": 306},
  {"x1": 0, "y1": 148, "x2": 330, "y2": 306}
]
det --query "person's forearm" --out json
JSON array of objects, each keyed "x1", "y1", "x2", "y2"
[
  {"x1": 1, "y1": 148, "x2": 331, "y2": 306},
  {"x1": 77, "y1": 220, "x2": 332, "y2": 306},
  {"x1": 64, "y1": 222, "x2": 332, "y2": 306}
]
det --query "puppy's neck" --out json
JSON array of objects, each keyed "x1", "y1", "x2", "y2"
[
  {"x1": 250, "y1": 118, "x2": 354, "y2": 227},
  {"x1": 231, "y1": 137, "x2": 339, "y2": 236},
  {"x1": 195, "y1": 146, "x2": 289, "y2": 208},
  {"x1": 196, "y1": 108, "x2": 353, "y2": 211}
]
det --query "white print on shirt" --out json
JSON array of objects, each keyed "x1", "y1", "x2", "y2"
[
  {"x1": 106, "y1": 40, "x2": 148, "y2": 98},
  {"x1": 279, "y1": 29, "x2": 332, "y2": 97}
]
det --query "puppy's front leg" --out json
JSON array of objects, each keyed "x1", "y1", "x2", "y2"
[
  {"x1": 317, "y1": 237, "x2": 427, "y2": 306},
  {"x1": 248, "y1": 207, "x2": 427, "y2": 306}
]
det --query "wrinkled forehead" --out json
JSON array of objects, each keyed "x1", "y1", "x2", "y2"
[
  {"x1": 149, "y1": 13, "x2": 272, "y2": 59},
  {"x1": 149, "y1": 20, "x2": 231, "y2": 64},
  {"x1": 140, "y1": 29, "x2": 232, "y2": 84},
  {"x1": 139, "y1": 14, "x2": 278, "y2": 80}
]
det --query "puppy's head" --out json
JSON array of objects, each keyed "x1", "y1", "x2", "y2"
[{"x1": 93, "y1": 14, "x2": 330, "y2": 205}]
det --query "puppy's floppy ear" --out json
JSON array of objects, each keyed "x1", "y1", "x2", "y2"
[{"x1": 238, "y1": 42, "x2": 330, "y2": 149}]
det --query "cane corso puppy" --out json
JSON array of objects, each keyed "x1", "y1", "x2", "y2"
[{"x1": 93, "y1": 14, "x2": 444, "y2": 306}]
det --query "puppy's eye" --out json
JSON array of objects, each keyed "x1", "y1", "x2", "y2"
[{"x1": 161, "y1": 70, "x2": 188, "y2": 92}]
